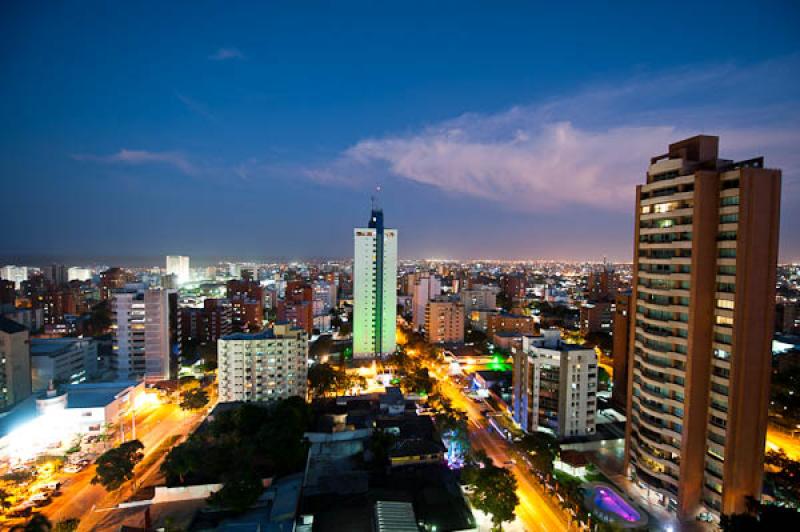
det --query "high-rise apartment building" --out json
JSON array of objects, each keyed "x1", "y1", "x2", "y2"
[
  {"x1": 611, "y1": 293, "x2": 632, "y2": 412},
  {"x1": 412, "y1": 275, "x2": 441, "y2": 331},
  {"x1": 424, "y1": 296, "x2": 465, "y2": 344},
  {"x1": 166, "y1": 255, "x2": 190, "y2": 285},
  {"x1": 624, "y1": 135, "x2": 781, "y2": 519},
  {"x1": 353, "y1": 208, "x2": 397, "y2": 358},
  {"x1": 217, "y1": 323, "x2": 308, "y2": 402},
  {"x1": 512, "y1": 329, "x2": 597, "y2": 439},
  {"x1": 111, "y1": 289, "x2": 171, "y2": 381},
  {"x1": 0, "y1": 316, "x2": 32, "y2": 411}
]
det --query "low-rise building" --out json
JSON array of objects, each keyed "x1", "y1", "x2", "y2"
[{"x1": 30, "y1": 337, "x2": 98, "y2": 392}]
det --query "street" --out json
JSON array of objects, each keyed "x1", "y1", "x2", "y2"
[
  {"x1": 39, "y1": 400, "x2": 207, "y2": 531},
  {"x1": 435, "y1": 372, "x2": 569, "y2": 532}
]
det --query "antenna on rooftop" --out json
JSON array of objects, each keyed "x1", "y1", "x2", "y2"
[{"x1": 371, "y1": 184, "x2": 382, "y2": 211}]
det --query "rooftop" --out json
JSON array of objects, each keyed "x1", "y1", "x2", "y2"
[
  {"x1": 0, "y1": 315, "x2": 27, "y2": 334},
  {"x1": 65, "y1": 381, "x2": 139, "y2": 409}
]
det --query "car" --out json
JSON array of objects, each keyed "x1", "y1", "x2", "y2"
[
  {"x1": 41, "y1": 481, "x2": 61, "y2": 491},
  {"x1": 33, "y1": 496, "x2": 52, "y2": 507},
  {"x1": 9, "y1": 506, "x2": 33, "y2": 518},
  {"x1": 503, "y1": 459, "x2": 517, "y2": 466},
  {"x1": 63, "y1": 464, "x2": 82, "y2": 473}
]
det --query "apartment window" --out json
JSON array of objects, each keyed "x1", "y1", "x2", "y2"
[
  {"x1": 716, "y1": 299, "x2": 734, "y2": 310},
  {"x1": 720, "y1": 213, "x2": 739, "y2": 224},
  {"x1": 715, "y1": 315, "x2": 734, "y2": 326},
  {"x1": 720, "y1": 196, "x2": 740, "y2": 206}
]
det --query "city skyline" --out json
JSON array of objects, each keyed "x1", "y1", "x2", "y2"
[{"x1": 2, "y1": 2, "x2": 800, "y2": 261}]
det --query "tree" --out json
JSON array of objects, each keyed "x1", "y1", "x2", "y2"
[
  {"x1": 180, "y1": 387, "x2": 210, "y2": 411},
  {"x1": 53, "y1": 519, "x2": 80, "y2": 532},
  {"x1": 369, "y1": 428, "x2": 396, "y2": 470},
  {"x1": 764, "y1": 449, "x2": 800, "y2": 504},
  {"x1": 11, "y1": 515, "x2": 52, "y2": 532},
  {"x1": 462, "y1": 462, "x2": 519, "y2": 531},
  {"x1": 208, "y1": 473, "x2": 264, "y2": 513},
  {"x1": 92, "y1": 439, "x2": 144, "y2": 491},
  {"x1": 0, "y1": 487, "x2": 11, "y2": 511},
  {"x1": 307, "y1": 362, "x2": 337, "y2": 397},
  {"x1": 162, "y1": 442, "x2": 201, "y2": 484},
  {"x1": 520, "y1": 432, "x2": 558, "y2": 475},
  {"x1": 87, "y1": 300, "x2": 112, "y2": 335}
]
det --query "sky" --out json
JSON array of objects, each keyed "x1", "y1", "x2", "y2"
[{"x1": 1, "y1": 1, "x2": 799, "y2": 264}]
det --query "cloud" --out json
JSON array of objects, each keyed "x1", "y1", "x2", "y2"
[
  {"x1": 175, "y1": 92, "x2": 215, "y2": 121},
  {"x1": 209, "y1": 47, "x2": 244, "y2": 61},
  {"x1": 313, "y1": 56, "x2": 800, "y2": 212},
  {"x1": 72, "y1": 149, "x2": 196, "y2": 175}
]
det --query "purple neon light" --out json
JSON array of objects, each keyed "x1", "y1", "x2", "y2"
[{"x1": 593, "y1": 487, "x2": 640, "y2": 522}]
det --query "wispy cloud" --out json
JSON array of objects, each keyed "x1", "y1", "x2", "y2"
[
  {"x1": 175, "y1": 91, "x2": 216, "y2": 121},
  {"x1": 72, "y1": 149, "x2": 196, "y2": 175},
  {"x1": 209, "y1": 47, "x2": 244, "y2": 61},
  {"x1": 311, "y1": 56, "x2": 800, "y2": 212}
]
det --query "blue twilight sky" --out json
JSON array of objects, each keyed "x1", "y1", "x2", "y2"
[{"x1": 1, "y1": 1, "x2": 799, "y2": 264}]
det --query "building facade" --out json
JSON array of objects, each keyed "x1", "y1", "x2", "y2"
[
  {"x1": 217, "y1": 323, "x2": 308, "y2": 402},
  {"x1": 624, "y1": 135, "x2": 781, "y2": 519},
  {"x1": 611, "y1": 293, "x2": 631, "y2": 412},
  {"x1": 424, "y1": 297, "x2": 465, "y2": 344},
  {"x1": 353, "y1": 208, "x2": 397, "y2": 358},
  {"x1": 30, "y1": 337, "x2": 98, "y2": 392},
  {"x1": 0, "y1": 316, "x2": 32, "y2": 411},
  {"x1": 512, "y1": 329, "x2": 597, "y2": 439},
  {"x1": 412, "y1": 275, "x2": 441, "y2": 331},
  {"x1": 111, "y1": 289, "x2": 171, "y2": 381},
  {"x1": 166, "y1": 255, "x2": 190, "y2": 285}
]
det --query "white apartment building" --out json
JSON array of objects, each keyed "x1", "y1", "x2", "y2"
[
  {"x1": 312, "y1": 281, "x2": 337, "y2": 316},
  {"x1": 166, "y1": 255, "x2": 190, "y2": 285},
  {"x1": 67, "y1": 267, "x2": 92, "y2": 282},
  {"x1": 0, "y1": 266, "x2": 28, "y2": 289},
  {"x1": 217, "y1": 323, "x2": 308, "y2": 402},
  {"x1": 512, "y1": 329, "x2": 597, "y2": 439},
  {"x1": 460, "y1": 285, "x2": 499, "y2": 314},
  {"x1": 412, "y1": 275, "x2": 441, "y2": 331},
  {"x1": 111, "y1": 289, "x2": 171, "y2": 381},
  {"x1": 353, "y1": 208, "x2": 397, "y2": 358}
]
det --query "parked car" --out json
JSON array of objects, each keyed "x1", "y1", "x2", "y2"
[{"x1": 63, "y1": 463, "x2": 83, "y2": 473}]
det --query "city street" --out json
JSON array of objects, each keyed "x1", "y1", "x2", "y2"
[
  {"x1": 435, "y1": 371, "x2": 570, "y2": 532},
  {"x1": 40, "y1": 399, "x2": 207, "y2": 530}
]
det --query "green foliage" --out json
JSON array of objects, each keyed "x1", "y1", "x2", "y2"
[
  {"x1": 519, "y1": 432, "x2": 558, "y2": 474},
  {"x1": 462, "y1": 462, "x2": 519, "y2": 530},
  {"x1": 765, "y1": 449, "x2": 800, "y2": 505},
  {"x1": 163, "y1": 397, "x2": 311, "y2": 491},
  {"x1": 180, "y1": 387, "x2": 210, "y2": 411},
  {"x1": 307, "y1": 362, "x2": 338, "y2": 397},
  {"x1": 91, "y1": 439, "x2": 144, "y2": 491},
  {"x1": 53, "y1": 519, "x2": 80, "y2": 532},
  {"x1": 87, "y1": 300, "x2": 112, "y2": 335},
  {"x1": 369, "y1": 428, "x2": 397, "y2": 469},
  {"x1": 0, "y1": 487, "x2": 11, "y2": 510},
  {"x1": 207, "y1": 472, "x2": 264, "y2": 513},
  {"x1": 10, "y1": 514, "x2": 53, "y2": 532},
  {"x1": 721, "y1": 502, "x2": 800, "y2": 530}
]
